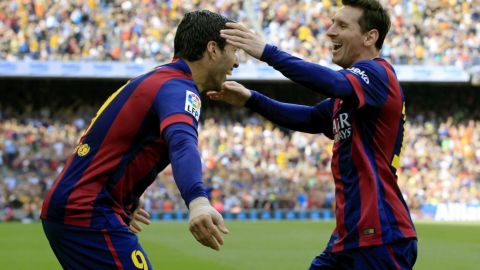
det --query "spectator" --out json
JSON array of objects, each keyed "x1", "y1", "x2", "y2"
[
  {"x1": 0, "y1": 0, "x2": 478, "y2": 67},
  {"x1": 1, "y1": 88, "x2": 480, "y2": 220}
]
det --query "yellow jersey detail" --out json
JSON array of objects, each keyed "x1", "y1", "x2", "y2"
[
  {"x1": 131, "y1": 250, "x2": 148, "y2": 270},
  {"x1": 77, "y1": 144, "x2": 90, "y2": 157},
  {"x1": 392, "y1": 154, "x2": 400, "y2": 170},
  {"x1": 82, "y1": 83, "x2": 127, "y2": 136}
]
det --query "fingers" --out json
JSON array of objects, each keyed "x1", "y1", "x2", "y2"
[
  {"x1": 212, "y1": 217, "x2": 229, "y2": 235},
  {"x1": 221, "y1": 23, "x2": 265, "y2": 59},
  {"x1": 206, "y1": 91, "x2": 222, "y2": 100},
  {"x1": 223, "y1": 81, "x2": 239, "y2": 88},
  {"x1": 221, "y1": 29, "x2": 251, "y2": 40},
  {"x1": 211, "y1": 211, "x2": 229, "y2": 235},
  {"x1": 217, "y1": 223, "x2": 230, "y2": 235},
  {"x1": 191, "y1": 216, "x2": 222, "y2": 251},
  {"x1": 221, "y1": 81, "x2": 241, "y2": 92},
  {"x1": 134, "y1": 209, "x2": 151, "y2": 225},
  {"x1": 189, "y1": 215, "x2": 225, "y2": 251},
  {"x1": 209, "y1": 221, "x2": 225, "y2": 247},
  {"x1": 129, "y1": 208, "x2": 151, "y2": 233},
  {"x1": 130, "y1": 220, "x2": 142, "y2": 234},
  {"x1": 225, "y1": 22, "x2": 251, "y2": 32},
  {"x1": 206, "y1": 82, "x2": 235, "y2": 100},
  {"x1": 221, "y1": 37, "x2": 248, "y2": 50},
  {"x1": 221, "y1": 24, "x2": 254, "y2": 48},
  {"x1": 220, "y1": 30, "x2": 252, "y2": 48}
]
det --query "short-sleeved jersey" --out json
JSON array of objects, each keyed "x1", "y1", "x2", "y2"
[
  {"x1": 323, "y1": 58, "x2": 416, "y2": 252},
  {"x1": 41, "y1": 59, "x2": 202, "y2": 228}
]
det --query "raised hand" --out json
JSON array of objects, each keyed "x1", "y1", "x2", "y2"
[
  {"x1": 207, "y1": 81, "x2": 252, "y2": 107},
  {"x1": 221, "y1": 22, "x2": 266, "y2": 59}
]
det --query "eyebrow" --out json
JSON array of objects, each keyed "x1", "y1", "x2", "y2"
[{"x1": 331, "y1": 17, "x2": 348, "y2": 25}]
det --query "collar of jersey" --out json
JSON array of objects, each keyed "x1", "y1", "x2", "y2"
[{"x1": 170, "y1": 58, "x2": 192, "y2": 77}]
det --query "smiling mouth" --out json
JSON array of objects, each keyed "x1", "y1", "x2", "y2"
[{"x1": 332, "y1": 43, "x2": 343, "y2": 52}]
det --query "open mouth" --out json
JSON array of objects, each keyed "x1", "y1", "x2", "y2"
[{"x1": 332, "y1": 42, "x2": 343, "y2": 52}]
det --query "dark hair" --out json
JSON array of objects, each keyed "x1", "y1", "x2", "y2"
[
  {"x1": 174, "y1": 10, "x2": 233, "y2": 61},
  {"x1": 342, "y1": 0, "x2": 391, "y2": 50}
]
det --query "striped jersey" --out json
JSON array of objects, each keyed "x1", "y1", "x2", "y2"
[
  {"x1": 41, "y1": 59, "x2": 205, "y2": 228},
  {"x1": 325, "y1": 58, "x2": 416, "y2": 252},
  {"x1": 257, "y1": 45, "x2": 417, "y2": 252}
]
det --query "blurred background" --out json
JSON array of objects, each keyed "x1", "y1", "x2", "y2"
[{"x1": 1, "y1": 0, "x2": 479, "y2": 223}]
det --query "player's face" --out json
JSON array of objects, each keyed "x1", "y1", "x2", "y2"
[
  {"x1": 326, "y1": 6, "x2": 366, "y2": 68},
  {"x1": 208, "y1": 44, "x2": 239, "y2": 90}
]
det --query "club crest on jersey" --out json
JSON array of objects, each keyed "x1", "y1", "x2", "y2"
[
  {"x1": 77, "y1": 143, "x2": 90, "y2": 157},
  {"x1": 185, "y1": 90, "x2": 201, "y2": 121}
]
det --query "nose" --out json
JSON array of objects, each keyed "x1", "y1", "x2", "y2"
[{"x1": 326, "y1": 24, "x2": 337, "y2": 38}]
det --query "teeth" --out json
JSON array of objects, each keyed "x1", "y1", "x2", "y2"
[{"x1": 332, "y1": 43, "x2": 342, "y2": 51}]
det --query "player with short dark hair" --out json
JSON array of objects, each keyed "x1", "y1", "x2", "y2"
[
  {"x1": 342, "y1": 0, "x2": 391, "y2": 50},
  {"x1": 41, "y1": 10, "x2": 239, "y2": 270},
  {"x1": 174, "y1": 10, "x2": 232, "y2": 61},
  {"x1": 209, "y1": 0, "x2": 417, "y2": 269}
]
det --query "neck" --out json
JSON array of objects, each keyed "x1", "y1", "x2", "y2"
[
  {"x1": 184, "y1": 59, "x2": 209, "y2": 93},
  {"x1": 352, "y1": 48, "x2": 380, "y2": 66}
]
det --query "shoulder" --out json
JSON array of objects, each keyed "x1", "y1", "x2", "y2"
[
  {"x1": 153, "y1": 68, "x2": 198, "y2": 97},
  {"x1": 346, "y1": 60, "x2": 377, "y2": 79},
  {"x1": 155, "y1": 79, "x2": 200, "y2": 110},
  {"x1": 343, "y1": 59, "x2": 393, "y2": 86},
  {"x1": 127, "y1": 67, "x2": 195, "y2": 94}
]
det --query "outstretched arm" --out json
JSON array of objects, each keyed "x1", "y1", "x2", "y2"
[
  {"x1": 246, "y1": 90, "x2": 333, "y2": 136},
  {"x1": 221, "y1": 23, "x2": 354, "y2": 100},
  {"x1": 208, "y1": 81, "x2": 333, "y2": 137},
  {"x1": 261, "y1": 45, "x2": 354, "y2": 99}
]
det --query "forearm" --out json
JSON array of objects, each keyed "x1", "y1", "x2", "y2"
[
  {"x1": 246, "y1": 91, "x2": 323, "y2": 134},
  {"x1": 261, "y1": 45, "x2": 353, "y2": 98},
  {"x1": 165, "y1": 125, "x2": 207, "y2": 206}
]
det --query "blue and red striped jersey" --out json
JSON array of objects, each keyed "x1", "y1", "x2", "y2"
[
  {"x1": 326, "y1": 59, "x2": 416, "y2": 252},
  {"x1": 41, "y1": 59, "x2": 206, "y2": 228},
  {"x1": 255, "y1": 45, "x2": 417, "y2": 252}
]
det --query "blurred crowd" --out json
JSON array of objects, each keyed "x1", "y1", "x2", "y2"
[
  {"x1": 0, "y1": 0, "x2": 479, "y2": 68},
  {"x1": 1, "y1": 93, "x2": 480, "y2": 221}
]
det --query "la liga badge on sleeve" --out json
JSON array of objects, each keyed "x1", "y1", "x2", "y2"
[{"x1": 184, "y1": 90, "x2": 201, "y2": 121}]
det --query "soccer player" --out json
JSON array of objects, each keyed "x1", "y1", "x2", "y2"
[
  {"x1": 41, "y1": 10, "x2": 238, "y2": 270},
  {"x1": 208, "y1": 0, "x2": 417, "y2": 269}
]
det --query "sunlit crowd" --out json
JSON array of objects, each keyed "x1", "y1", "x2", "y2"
[
  {"x1": 1, "y1": 0, "x2": 479, "y2": 221},
  {"x1": 1, "y1": 94, "x2": 479, "y2": 220},
  {"x1": 0, "y1": 0, "x2": 478, "y2": 68}
]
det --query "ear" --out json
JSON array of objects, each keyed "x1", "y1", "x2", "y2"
[
  {"x1": 206, "y1": 41, "x2": 218, "y2": 60},
  {"x1": 364, "y1": 29, "x2": 379, "y2": 47}
]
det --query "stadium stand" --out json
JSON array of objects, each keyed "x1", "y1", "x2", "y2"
[
  {"x1": 0, "y1": 0, "x2": 478, "y2": 67},
  {"x1": 0, "y1": 0, "x2": 479, "y2": 222},
  {"x1": 1, "y1": 83, "x2": 479, "y2": 221}
]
